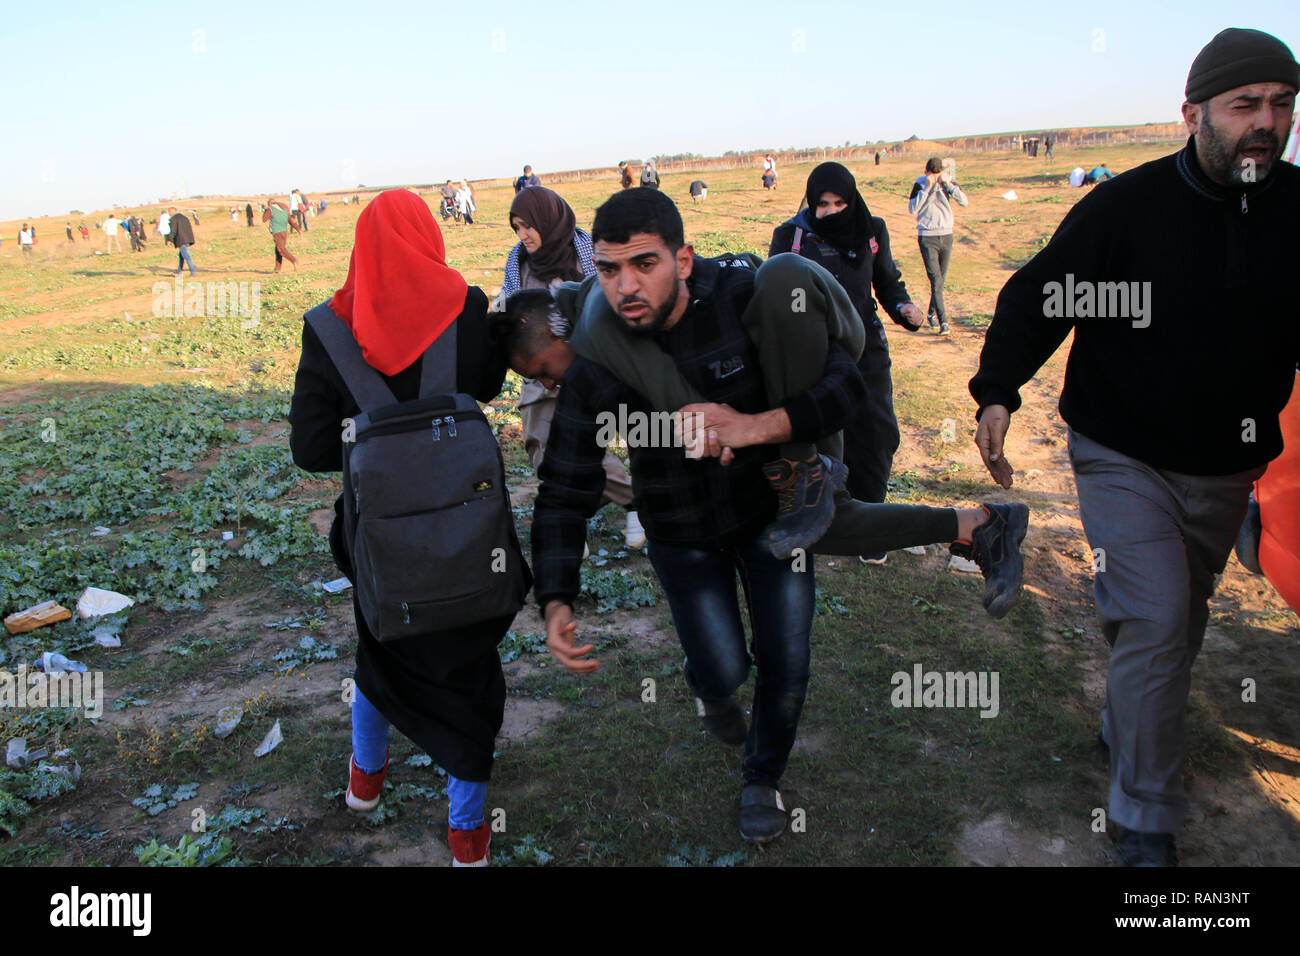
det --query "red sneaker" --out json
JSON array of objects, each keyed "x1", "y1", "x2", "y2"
[
  {"x1": 345, "y1": 751, "x2": 389, "y2": 812},
  {"x1": 448, "y1": 823, "x2": 491, "y2": 867}
]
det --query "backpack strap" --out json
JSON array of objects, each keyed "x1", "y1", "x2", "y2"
[
  {"x1": 792, "y1": 226, "x2": 803, "y2": 255},
  {"x1": 417, "y1": 319, "x2": 457, "y2": 399},
  {"x1": 306, "y1": 304, "x2": 397, "y2": 412}
]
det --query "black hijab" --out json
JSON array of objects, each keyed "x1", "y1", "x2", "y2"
[{"x1": 804, "y1": 162, "x2": 874, "y2": 255}]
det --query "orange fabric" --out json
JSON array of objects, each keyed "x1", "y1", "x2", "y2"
[
  {"x1": 1257, "y1": 372, "x2": 1300, "y2": 612},
  {"x1": 329, "y1": 189, "x2": 468, "y2": 376}
]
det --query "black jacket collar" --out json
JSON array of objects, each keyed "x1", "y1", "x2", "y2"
[{"x1": 1176, "y1": 134, "x2": 1280, "y2": 201}]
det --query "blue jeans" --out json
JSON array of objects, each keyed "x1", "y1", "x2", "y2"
[
  {"x1": 177, "y1": 243, "x2": 195, "y2": 275},
  {"x1": 352, "y1": 683, "x2": 487, "y2": 829},
  {"x1": 647, "y1": 535, "x2": 815, "y2": 787}
]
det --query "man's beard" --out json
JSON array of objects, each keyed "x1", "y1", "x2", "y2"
[
  {"x1": 621, "y1": 280, "x2": 680, "y2": 336},
  {"x1": 1198, "y1": 107, "x2": 1282, "y2": 185}
]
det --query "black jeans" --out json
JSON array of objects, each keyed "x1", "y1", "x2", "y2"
[
  {"x1": 918, "y1": 234, "x2": 954, "y2": 326},
  {"x1": 647, "y1": 535, "x2": 814, "y2": 788},
  {"x1": 843, "y1": 347, "x2": 900, "y2": 504}
]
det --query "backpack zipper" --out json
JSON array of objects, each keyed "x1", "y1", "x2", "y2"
[{"x1": 356, "y1": 407, "x2": 488, "y2": 441}]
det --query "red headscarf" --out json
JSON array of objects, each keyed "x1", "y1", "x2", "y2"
[{"x1": 329, "y1": 188, "x2": 469, "y2": 376}]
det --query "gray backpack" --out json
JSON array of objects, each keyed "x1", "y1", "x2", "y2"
[{"x1": 307, "y1": 304, "x2": 529, "y2": 642}]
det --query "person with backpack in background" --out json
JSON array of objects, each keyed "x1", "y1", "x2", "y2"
[
  {"x1": 502, "y1": 185, "x2": 643, "y2": 549},
  {"x1": 289, "y1": 188, "x2": 529, "y2": 867},
  {"x1": 618, "y1": 161, "x2": 633, "y2": 189},
  {"x1": 762, "y1": 153, "x2": 778, "y2": 188},
  {"x1": 770, "y1": 162, "x2": 926, "y2": 562},
  {"x1": 908, "y1": 156, "x2": 968, "y2": 334}
]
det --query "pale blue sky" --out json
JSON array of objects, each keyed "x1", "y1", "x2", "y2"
[{"x1": 2, "y1": 0, "x2": 1297, "y2": 219}]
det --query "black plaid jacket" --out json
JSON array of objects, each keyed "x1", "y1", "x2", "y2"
[{"x1": 532, "y1": 257, "x2": 867, "y2": 609}]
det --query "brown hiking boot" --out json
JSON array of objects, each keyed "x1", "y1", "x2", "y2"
[{"x1": 760, "y1": 454, "x2": 846, "y2": 560}]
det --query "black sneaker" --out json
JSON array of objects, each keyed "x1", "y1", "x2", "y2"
[
  {"x1": 1112, "y1": 824, "x2": 1178, "y2": 867},
  {"x1": 938, "y1": 323, "x2": 950, "y2": 335},
  {"x1": 739, "y1": 783, "x2": 788, "y2": 844},
  {"x1": 950, "y1": 502, "x2": 1029, "y2": 618},
  {"x1": 761, "y1": 454, "x2": 846, "y2": 560}
]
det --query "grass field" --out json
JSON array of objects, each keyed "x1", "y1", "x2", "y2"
[{"x1": 0, "y1": 141, "x2": 1297, "y2": 867}]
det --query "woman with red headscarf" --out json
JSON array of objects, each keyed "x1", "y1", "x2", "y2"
[{"x1": 290, "y1": 189, "x2": 515, "y2": 866}]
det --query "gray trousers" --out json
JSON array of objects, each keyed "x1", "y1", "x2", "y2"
[{"x1": 1068, "y1": 428, "x2": 1265, "y2": 834}]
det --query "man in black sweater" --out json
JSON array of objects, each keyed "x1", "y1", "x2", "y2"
[{"x1": 970, "y1": 28, "x2": 1299, "y2": 866}]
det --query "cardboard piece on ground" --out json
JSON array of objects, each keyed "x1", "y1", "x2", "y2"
[{"x1": 4, "y1": 601, "x2": 72, "y2": 635}]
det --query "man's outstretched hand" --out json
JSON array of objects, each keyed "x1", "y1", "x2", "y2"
[
  {"x1": 544, "y1": 601, "x2": 599, "y2": 673},
  {"x1": 975, "y1": 404, "x2": 1014, "y2": 489}
]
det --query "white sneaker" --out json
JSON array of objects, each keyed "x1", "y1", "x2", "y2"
[{"x1": 624, "y1": 510, "x2": 646, "y2": 550}]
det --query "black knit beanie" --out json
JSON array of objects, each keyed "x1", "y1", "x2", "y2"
[{"x1": 1185, "y1": 28, "x2": 1299, "y2": 103}]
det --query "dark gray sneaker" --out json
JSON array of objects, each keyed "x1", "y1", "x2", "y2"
[
  {"x1": 695, "y1": 695, "x2": 747, "y2": 746},
  {"x1": 950, "y1": 502, "x2": 1029, "y2": 618},
  {"x1": 739, "y1": 784, "x2": 788, "y2": 844},
  {"x1": 1112, "y1": 824, "x2": 1178, "y2": 867},
  {"x1": 761, "y1": 454, "x2": 847, "y2": 560},
  {"x1": 683, "y1": 659, "x2": 746, "y2": 746}
]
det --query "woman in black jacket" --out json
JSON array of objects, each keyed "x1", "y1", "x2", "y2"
[
  {"x1": 289, "y1": 189, "x2": 515, "y2": 866},
  {"x1": 770, "y1": 163, "x2": 925, "y2": 561}
]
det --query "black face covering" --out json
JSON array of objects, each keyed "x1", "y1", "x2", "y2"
[{"x1": 804, "y1": 162, "x2": 874, "y2": 254}]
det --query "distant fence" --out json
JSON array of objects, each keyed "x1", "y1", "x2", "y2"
[{"x1": 455, "y1": 123, "x2": 1187, "y2": 191}]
